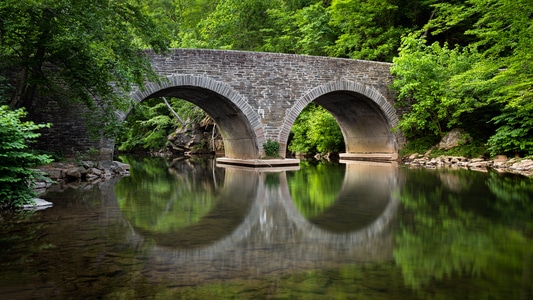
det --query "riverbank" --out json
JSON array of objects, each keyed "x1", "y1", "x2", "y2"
[
  {"x1": 34, "y1": 160, "x2": 130, "y2": 195},
  {"x1": 403, "y1": 154, "x2": 533, "y2": 177}
]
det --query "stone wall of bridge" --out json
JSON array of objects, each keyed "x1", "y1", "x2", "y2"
[
  {"x1": 132, "y1": 49, "x2": 402, "y2": 159},
  {"x1": 29, "y1": 49, "x2": 402, "y2": 161}
]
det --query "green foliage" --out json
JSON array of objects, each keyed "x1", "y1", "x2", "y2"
[
  {"x1": 399, "y1": 135, "x2": 440, "y2": 156},
  {"x1": 261, "y1": 2, "x2": 335, "y2": 55},
  {"x1": 0, "y1": 0, "x2": 169, "y2": 135},
  {"x1": 289, "y1": 103, "x2": 344, "y2": 155},
  {"x1": 398, "y1": 0, "x2": 533, "y2": 155},
  {"x1": 262, "y1": 139, "x2": 280, "y2": 158},
  {"x1": 401, "y1": 133, "x2": 489, "y2": 159},
  {"x1": 197, "y1": 0, "x2": 281, "y2": 51},
  {"x1": 487, "y1": 105, "x2": 533, "y2": 156},
  {"x1": 117, "y1": 100, "x2": 171, "y2": 152},
  {"x1": 141, "y1": 0, "x2": 219, "y2": 48},
  {"x1": 0, "y1": 106, "x2": 52, "y2": 208},
  {"x1": 430, "y1": 142, "x2": 489, "y2": 159},
  {"x1": 327, "y1": 0, "x2": 409, "y2": 61},
  {"x1": 287, "y1": 160, "x2": 344, "y2": 218},
  {"x1": 391, "y1": 35, "x2": 484, "y2": 139},
  {"x1": 117, "y1": 98, "x2": 207, "y2": 152}
]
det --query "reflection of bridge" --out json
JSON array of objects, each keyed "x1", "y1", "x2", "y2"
[{"x1": 133, "y1": 161, "x2": 400, "y2": 284}]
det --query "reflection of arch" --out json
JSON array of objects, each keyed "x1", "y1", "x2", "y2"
[
  {"x1": 279, "y1": 80, "x2": 400, "y2": 158},
  {"x1": 128, "y1": 75, "x2": 265, "y2": 159},
  {"x1": 147, "y1": 167, "x2": 265, "y2": 257},
  {"x1": 142, "y1": 162, "x2": 399, "y2": 266},
  {"x1": 281, "y1": 161, "x2": 399, "y2": 244}
]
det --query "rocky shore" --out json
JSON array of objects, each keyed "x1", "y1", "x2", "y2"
[
  {"x1": 403, "y1": 154, "x2": 533, "y2": 177},
  {"x1": 34, "y1": 160, "x2": 130, "y2": 195}
]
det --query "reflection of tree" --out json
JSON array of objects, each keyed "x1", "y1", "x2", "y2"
[
  {"x1": 395, "y1": 168, "x2": 533, "y2": 299},
  {"x1": 286, "y1": 160, "x2": 344, "y2": 218},
  {"x1": 115, "y1": 157, "x2": 223, "y2": 233},
  {"x1": 0, "y1": 183, "x2": 152, "y2": 299},
  {"x1": 147, "y1": 262, "x2": 415, "y2": 299},
  {"x1": 0, "y1": 211, "x2": 54, "y2": 284},
  {"x1": 486, "y1": 172, "x2": 533, "y2": 226}
]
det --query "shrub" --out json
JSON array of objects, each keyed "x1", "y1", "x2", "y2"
[
  {"x1": 0, "y1": 106, "x2": 52, "y2": 208},
  {"x1": 263, "y1": 139, "x2": 280, "y2": 158}
]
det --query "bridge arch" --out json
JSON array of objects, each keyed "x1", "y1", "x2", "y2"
[
  {"x1": 279, "y1": 80, "x2": 400, "y2": 159},
  {"x1": 128, "y1": 74, "x2": 265, "y2": 159}
]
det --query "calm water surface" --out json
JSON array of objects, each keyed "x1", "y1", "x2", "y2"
[{"x1": 0, "y1": 156, "x2": 532, "y2": 299}]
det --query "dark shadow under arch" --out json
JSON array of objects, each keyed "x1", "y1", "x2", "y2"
[
  {"x1": 280, "y1": 81, "x2": 400, "y2": 159},
  {"x1": 128, "y1": 75, "x2": 265, "y2": 159}
]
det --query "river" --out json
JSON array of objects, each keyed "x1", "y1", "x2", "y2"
[{"x1": 0, "y1": 156, "x2": 532, "y2": 299}]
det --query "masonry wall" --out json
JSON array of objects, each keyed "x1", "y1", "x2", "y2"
[
  {"x1": 29, "y1": 94, "x2": 114, "y2": 160},
  {"x1": 147, "y1": 49, "x2": 395, "y2": 142},
  {"x1": 29, "y1": 49, "x2": 397, "y2": 160}
]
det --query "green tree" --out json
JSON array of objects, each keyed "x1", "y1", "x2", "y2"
[
  {"x1": 0, "y1": 0, "x2": 169, "y2": 135},
  {"x1": 0, "y1": 106, "x2": 52, "y2": 208},
  {"x1": 117, "y1": 98, "x2": 207, "y2": 152},
  {"x1": 289, "y1": 103, "x2": 344, "y2": 155},
  {"x1": 390, "y1": 35, "x2": 483, "y2": 139},
  {"x1": 327, "y1": 0, "x2": 409, "y2": 61},
  {"x1": 141, "y1": 0, "x2": 220, "y2": 48},
  {"x1": 261, "y1": 1, "x2": 335, "y2": 56},
  {"x1": 197, "y1": 0, "x2": 281, "y2": 51},
  {"x1": 404, "y1": 0, "x2": 533, "y2": 156}
]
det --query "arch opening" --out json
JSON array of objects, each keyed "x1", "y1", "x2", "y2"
[
  {"x1": 281, "y1": 81, "x2": 400, "y2": 161},
  {"x1": 315, "y1": 91, "x2": 396, "y2": 155},
  {"x1": 128, "y1": 76, "x2": 264, "y2": 159}
]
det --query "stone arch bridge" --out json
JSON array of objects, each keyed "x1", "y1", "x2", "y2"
[
  {"x1": 125, "y1": 49, "x2": 402, "y2": 164},
  {"x1": 33, "y1": 49, "x2": 402, "y2": 163}
]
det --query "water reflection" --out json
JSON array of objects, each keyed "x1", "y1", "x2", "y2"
[
  {"x1": 115, "y1": 157, "x2": 255, "y2": 248},
  {"x1": 287, "y1": 160, "x2": 398, "y2": 233},
  {"x1": 1, "y1": 157, "x2": 532, "y2": 299},
  {"x1": 112, "y1": 157, "x2": 399, "y2": 287},
  {"x1": 395, "y1": 168, "x2": 533, "y2": 299}
]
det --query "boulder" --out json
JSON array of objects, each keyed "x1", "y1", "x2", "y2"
[
  {"x1": 97, "y1": 160, "x2": 113, "y2": 171},
  {"x1": 65, "y1": 166, "x2": 87, "y2": 178},
  {"x1": 46, "y1": 168, "x2": 63, "y2": 180},
  {"x1": 438, "y1": 128, "x2": 472, "y2": 150},
  {"x1": 89, "y1": 167, "x2": 103, "y2": 176},
  {"x1": 509, "y1": 159, "x2": 533, "y2": 171},
  {"x1": 112, "y1": 161, "x2": 130, "y2": 172},
  {"x1": 80, "y1": 160, "x2": 95, "y2": 169}
]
